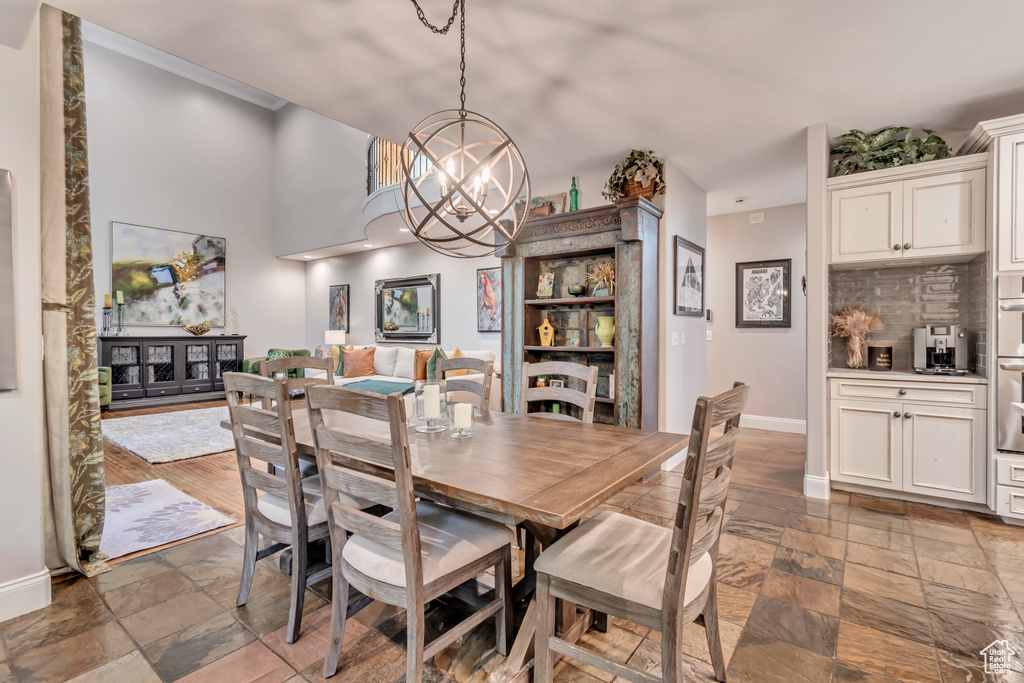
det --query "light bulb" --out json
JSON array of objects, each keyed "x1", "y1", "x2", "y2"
[{"x1": 481, "y1": 164, "x2": 490, "y2": 184}]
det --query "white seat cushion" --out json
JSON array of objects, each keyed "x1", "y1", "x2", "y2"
[
  {"x1": 257, "y1": 475, "x2": 370, "y2": 527},
  {"x1": 373, "y1": 347, "x2": 400, "y2": 376},
  {"x1": 533, "y1": 511, "x2": 713, "y2": 611},
  {"x1": 342, "y1": 501, "x2": 514, "y2": 588}
]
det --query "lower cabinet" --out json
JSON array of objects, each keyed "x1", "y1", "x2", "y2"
[{"x1": 830, "y1": 390, "x2": 987, "y2": 504}]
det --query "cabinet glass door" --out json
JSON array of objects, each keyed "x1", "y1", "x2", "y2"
[
  {"x1": 213, "y1": 341, "x2": 241, "y2": 390},
  {"x1": 108, "y1": 343, "x2": 142, "y2": 389},
  {"x1": 144, "y1": 343, "x2": 180, "y2": 397},
  {"x1": 182, "y1": 342, "x2": 213, "y2": 391}
]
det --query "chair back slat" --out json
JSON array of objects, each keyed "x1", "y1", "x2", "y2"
[
  {"x1": 259, "y1": 356, "x2": 333, "y2": 396},
  {"x1": 242, "y1": 467, "x2": 289, "y2": 498},
  {"x1": 438, "y1": 357, "x2": 493, "y2": 414},
  {"x1": 331, "y1": 503, "x2": 405, "y2": 552},
  {"x1": 229, "y1": 404, "x2": 282, "y2": 433},
  {"x1": 321, "y1": 464, "x2": 401, "y2": 509},
  {"x1": 236, "y1": 435, "x2": 288, "y2": 468},
  {"x1": 662, "y1": 382, "x2": 748, "y2": 629},
  {"x1": 306, "y1": 384, "x2": 425, "y2": 590},
  {"x1": 520, "y1": 361, "x2": 598, "y2": 423}
]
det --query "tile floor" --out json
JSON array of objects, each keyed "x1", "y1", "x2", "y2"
[{"x1": 3, "y1": 435, "x2": 1024, "y2": 682}]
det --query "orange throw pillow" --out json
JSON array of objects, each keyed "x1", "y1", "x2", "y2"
[
  {"x1": 445, "y1": 347, "x2": 469, "y2": 377},
  {"x1": 414, "y1": 349, "x2": 433, "y2": 381},
  {"x1": 342, "y1": 347, "x2": 376, "y2": 378}
]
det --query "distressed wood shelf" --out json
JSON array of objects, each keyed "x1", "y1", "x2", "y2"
[
  {"x1": 524, "y1": 296, "x2": 615, "y2": 306},
  {"x1": 594, "y1": 397, "x2": 615, "y2": 404},
  {"x1": 523, "y1": 346, "x2": 614, "y2": 353}
]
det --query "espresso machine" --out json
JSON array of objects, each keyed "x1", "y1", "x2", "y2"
[{"x1": 913, "y1": 325, "x2": 968, "y2": 375}]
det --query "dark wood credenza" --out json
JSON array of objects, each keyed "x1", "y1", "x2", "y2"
[{"x1": 99, "y1": 335, "x2": 245, "y2": 407}]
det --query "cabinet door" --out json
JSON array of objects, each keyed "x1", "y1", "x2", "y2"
[
  {"x1": 902, "y1": 404, "x2": 986, "y2": 503},
  {"x1": 997, "y1": 133, "x2": 1024, "y2": 271},
  {"x1": 181, "y1": 341, "x2": 213, "y2": 393},
  {"x1": 830, "y1": 182, "x2": 903, "y2": 264},
  {"x1": 105, "y1": 341, "x2": 144, "y2": 400},
  {"x1": 903, "y1": 169, "x2": 986, "y2": 258},
  {"x1": 830, "y1": 399, "x2": 902, "y2": 490},
  {"x1": 142, "y1": 342, "x2": 180, "y2": 398},
  {"x1": 213, "y1": 341, "x2": 242, "y2": 391}
]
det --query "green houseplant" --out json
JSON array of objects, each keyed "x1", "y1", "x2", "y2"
[
  {"x1": 831, "y1": 127, "x2": 955, "y2": 176},
  {"x1": 602, "y1": 149, "x2": 666, "y2": 201}
]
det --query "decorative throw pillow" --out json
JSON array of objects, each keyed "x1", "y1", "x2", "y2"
[
  {"x1": 333, "y1": 344, "x2": 354, "y2": 376},
  {"x1": 414, "y1": 349, "x2": 434, "y2": 381},
  {"x1": 425, "y1": 347, "x2": 448, "y2": 382},
  {"x1": 374, "y1": 346, "x2": 399, "y2": 376},
  {"x1": 342, "y1": 347, "x2": 375, "y2": 378},
  {"x1": 266, "y1": 348, "x2": 292, "y2": 361},
  {"x1": 393, "y1": 348, "x2": 417, "y2": 379},
  {"x1": 445, "y1": 347, "x2": 469, "y2": 377}
]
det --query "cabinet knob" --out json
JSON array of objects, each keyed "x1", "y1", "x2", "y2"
[
  {"x1": 898, "y1": 389, "x2": 907, "y2": 395},
  {"x1": 903, "y1": 243, "x2": 912, "y2": 250},
  {"x1": 893, "y1": 411, "x2": 901, "y2": 417},
  {"x1": 893, "y1": 244, "x2": 902, "y2": 250},
  {"x1": 904, "y1": 412, "x2": 912, "y2": 419}
]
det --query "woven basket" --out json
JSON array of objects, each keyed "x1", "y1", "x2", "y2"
[{"x1": 624, "y1": 178, "x2": 655, "y2": 200}]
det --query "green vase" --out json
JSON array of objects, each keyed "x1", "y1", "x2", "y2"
[{"x1": 569, "y1": 176, "x2": 579, "y2": 212}]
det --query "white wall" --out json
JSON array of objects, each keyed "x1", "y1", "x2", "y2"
[
  {"x1": 273, "y1": 103, "x2": 370, "y2": 257},
  {"x1": 84, "y1": 43, "x2": 306, "y2": 357},
  {"x1": 305, "y1": 242, "x2": 502, "y2": 358},
  {"x1": 0, "y1": 13, "x2": 50, "y2": 620},
  {"x1": 707, "y1": 204, "x2": 807, "y2": 431},
  {"x1": 660, "y1": 163, "x2": 708, "y2": 443}
]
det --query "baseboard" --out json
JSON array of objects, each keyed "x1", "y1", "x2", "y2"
[
  {"x1": 740, "y1": 415, "x2": 807, "y2": 434},
  {"x1": 803, "y1": 473, "x2": 831, "y2": 500},
  {"x1": 0, "y1": 568, "x2": 50, "y2": 623}
]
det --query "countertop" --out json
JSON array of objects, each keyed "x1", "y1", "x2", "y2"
[{"x1": 827, "y1": 367, "x2": 988, "y2": 385}]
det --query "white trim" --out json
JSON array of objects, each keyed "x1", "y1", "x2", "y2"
[
  {"x1": 740, "y1": 414, "x2": 806, "y2": 434},
  {"x1": 0, "y1": 568, "x2": 50, "y2": 623},
  {"x1": 81, "y1": 22, "x2": 287, "y2": 111},
  {"x1": 661, "y1": 447, "x2": 688, "y2": 472},
  {"x1": 803, "y1": 473, "x2": 831, "y2": 500}
]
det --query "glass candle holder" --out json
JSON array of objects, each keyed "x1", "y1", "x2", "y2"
[
  {"x1": 402, "y1": 393, "x2": 417, "y2": 427},
  {"x1": 448, "y1": 402, "x2": 475, "y2": 439},
  {"x1": 415, "y1": 379, "x2": 448, "y2": 433}
]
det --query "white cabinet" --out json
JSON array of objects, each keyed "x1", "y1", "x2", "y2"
[
  {"x1": 828, "y1": 157, "x2": 987, "y2": 266},
  {"x1": 995, "y1": 132, "x2": 1024, "y2": 271},
  {"x1": 829, "y1": 379, "x2": 987, "y2": 503}
]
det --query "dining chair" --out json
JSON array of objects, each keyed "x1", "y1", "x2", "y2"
[
  {"x1": 305, "y1": 384, "x2": 514, "y2": 681},
  {"x1": 258, "y1": 355, "x2": 333, "y2": 401},
  {"x1": 437, "y1": 356, "x2": 494, "y2": 415},
  {"x1": 224, "y1": 372, "x2": 364, "y2": 644},
  {"x1": 520, "y1": 360, "x2": 598, "y2": 423},
  {"x1": 533, "y1": 382, "x2": 749, "y2": 683}
]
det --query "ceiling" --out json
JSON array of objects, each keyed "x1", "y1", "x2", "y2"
[{"x1": 18, "y1": 0, "x2": 1024, "y2": 215}]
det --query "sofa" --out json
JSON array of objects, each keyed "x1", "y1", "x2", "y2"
[
  {"x1": 242, "y1": 348, "x2": 312, "y2": 377},
  {"x1": 328, "y1": 345, "x2": 501, "y2": 412}
]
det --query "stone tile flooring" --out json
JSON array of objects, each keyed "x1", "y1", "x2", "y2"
[{"x1": 4, "y1": 456, "x2": 1024, "y2": 681}]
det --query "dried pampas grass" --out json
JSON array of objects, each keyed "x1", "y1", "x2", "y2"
[{"x1": 831, "y1": 304, "x2": 883, "y2": 368}]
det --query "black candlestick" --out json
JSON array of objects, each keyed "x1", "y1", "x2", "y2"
[{"x1": 115, "y1": 303, "x2": 128, "y2": 336}]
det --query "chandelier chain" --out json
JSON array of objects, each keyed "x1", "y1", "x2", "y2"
[{"x1": 409, "y1": 0, "x2": 468, "y2": 118}]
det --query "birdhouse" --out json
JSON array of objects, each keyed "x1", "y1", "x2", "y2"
[{"x1": 538, "y1": 318, "x2": 555, "y2": 346}]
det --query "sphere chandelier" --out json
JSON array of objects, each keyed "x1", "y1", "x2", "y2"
[{"x1": 398, "y1": 0, "x2": 530, "y2": 258}]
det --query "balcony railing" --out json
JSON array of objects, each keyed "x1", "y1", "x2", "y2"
[{"x1": 366, "y1": 136, "x2": 430, "y2": 196}]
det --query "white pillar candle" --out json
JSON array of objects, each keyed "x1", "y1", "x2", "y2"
[
  {"x1": 403, "y1": 394, "x2": 415, "y2": 421},
  {"x1": 423, "y1": 384, "x2": 441, "y2": 419},
  {"x1": 453, "y1": 402, "x2": 473, "y2": 429}
]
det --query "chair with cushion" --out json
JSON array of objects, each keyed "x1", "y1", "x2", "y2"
[
  {"x1": 437, "y1": 356, "x2": 494, "y2": 415},
  {"x1": 306, "y1": 385, "x2": 514, "y2": 681},
  {"x1": 533, "y1": 382, "x2": 749, "y2": 683},
  {"x1": 520, "y1": 361, "x2": 598, "y2": 423},
  {"x1": 224, "y1": 372, "x2": 365, "y2": 644}
]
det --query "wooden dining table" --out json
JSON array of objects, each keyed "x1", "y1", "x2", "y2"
[{"x1": 223, "y1": 407, "x2": 688, "y2": 682}]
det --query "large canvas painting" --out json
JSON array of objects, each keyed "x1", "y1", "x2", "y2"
[
  {"x1": 477, "y1": 267, "x2": 501, "y2": 332},
  {"x1": 329, "y1": 284, "x2": 349, "y2": 332},
  {"x1": 674, "y1": 236, "x2": 704, "y2": 317},
  {"x1": 111, "y1": 222, "x2": 226, "y2": 326},
  {"x1": 374, "y1": 274, "x2": 440, "y2": 343},
  {"x1": 735, "y1": 258, "x2": 791, "y2": 328}
]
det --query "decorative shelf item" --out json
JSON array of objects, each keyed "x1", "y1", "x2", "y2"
[{"x1": 184, "y1": 321, "x2": 212, "y2": 336}]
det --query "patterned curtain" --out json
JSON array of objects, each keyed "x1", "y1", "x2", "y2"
[{"x1": 40, "y1": 8, "x2": 107, "y2": 577}]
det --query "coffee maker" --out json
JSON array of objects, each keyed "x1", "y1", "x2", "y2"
[{"x1": 913, "y1": 325, "x2": 968, "y2": 375}]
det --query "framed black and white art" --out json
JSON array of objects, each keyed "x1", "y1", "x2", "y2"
[
  {"x1": 735, "y1": 259, "x2": 791, "y2": 328},
  {"x1": 674, "y1": 236, "x2": 704, "y2": 316}
]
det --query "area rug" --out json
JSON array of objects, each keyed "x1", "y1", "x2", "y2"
[
  {"x1": 101, "y1": 405, "x2": 235, "y2": 463},
  {"x1": 100, "y1": 479, "x2": 234, "y2": 559}
]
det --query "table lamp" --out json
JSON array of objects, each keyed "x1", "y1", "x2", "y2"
[{"x1": 324, "y1": 330, "x2": 347, "y2": 352}]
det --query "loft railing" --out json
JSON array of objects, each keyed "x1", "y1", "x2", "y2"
[{"x1": 366, "y1": 136, "x2": 429, "y2": 195}]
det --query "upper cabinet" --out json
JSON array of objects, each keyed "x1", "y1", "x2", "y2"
[{"x1": 828, "y1": 155, "x2": 987, "y2": 267}]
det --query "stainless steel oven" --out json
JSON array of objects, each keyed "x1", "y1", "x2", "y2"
[{"x1": 998, "y1": 274, "x2": 1024, "y2": 452}]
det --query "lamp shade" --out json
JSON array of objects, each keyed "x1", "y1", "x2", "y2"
[{"x1": 325, "y1": 330, "x2": 347, "y2": 347}]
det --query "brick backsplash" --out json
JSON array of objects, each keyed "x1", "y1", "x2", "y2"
[{"x1": 829, "y1": 260, "x2": 987, "y2": 374}]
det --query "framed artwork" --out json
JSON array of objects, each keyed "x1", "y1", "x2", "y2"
[
  {"x1": 735, "y1": 258, "x2": 791, "y2": 328},
  {"x1": 0, "y1": 170, "x2": 14, "y2": 391},
  {"x1": 477, "y1": 267, "x2": 501, "y2": 332},
  {"x1": 329, "y1": 284, "x2": 349, "y2": 332},
  {"x1": 674, "y1": 236, "x2": 704, "y2": 316},
  {"x1": 111, "y1": 221, "x2": 226, "y2": 326},
  {"x1": 374, "y1": 274, "x2": 440, "y2": 343}
]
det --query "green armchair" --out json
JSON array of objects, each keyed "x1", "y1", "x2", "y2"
[
  {"x1": 242, "y1": 348, "x2": 312, "y2": 378},
  {"x1": 98, "y1": 366, "x2": 111, "y2": 410}
]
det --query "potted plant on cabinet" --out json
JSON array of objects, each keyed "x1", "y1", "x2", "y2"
[
  {"x1": 830, "y1": 127, "x2": 955, "y2": 177},
  {"x1": 602, "y1": 149, "x2": 666, "y2": 201},
  {"x1": 515, "y1": 196, "x2": 556, "y2": 219}
]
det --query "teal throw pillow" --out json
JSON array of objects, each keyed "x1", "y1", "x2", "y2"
[{"x1": 425, "y1": 347, "x2": 448, "y2": 382}]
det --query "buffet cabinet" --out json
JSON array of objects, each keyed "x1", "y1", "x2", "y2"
[
  {"x1": 99, "y1": 335, "x2": 245, "y2": 405},
  {"x1": 829, "y1": 377, "x2": 987, "y2": 503}
]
